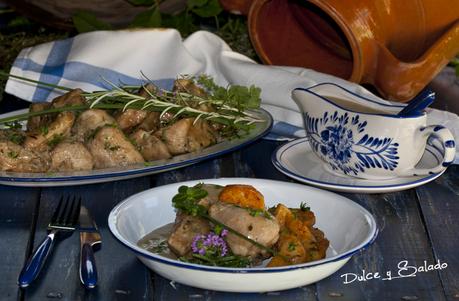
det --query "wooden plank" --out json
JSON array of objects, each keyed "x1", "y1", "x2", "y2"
[
  {"x1": 236, "y1": 139, "x2": 292, "y2": 181},
  {"x1": 239, "y1": 140, "x2": 446, "y2": 300},
  {"x1": 314, "y1": 190, "x2": 446, "y2": 301},
  {"x1": 415, "y1": 165, "x2": 459, "y2": 300},
  {"x1": 0, "y1": 185, "x2": 40, "y2": 301},
  {"x1": 22, "y1": 177, "x2": 154, "y2": 301}
]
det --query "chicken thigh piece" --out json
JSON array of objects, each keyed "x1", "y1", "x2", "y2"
[
  {"x1": 24, "y1": 111, "x2": 75, "y2": 151},
  {"x1": 115, "y1": 109, "x2": 148, "y2": 132},
  {"x1": 50, "y1": 141, "x2": 94, "y2": 171},
  {"x1": 51, "y1": 88, "x2": 86, "y2": 108},
  {"x1": 208, "y1": 202, "x2": 280, "y2": 258},
  {"x1": 167, "y1": 213, "x2": 211, "y2": 256},
  {"x1": 27, "y1": 102, "x2": 53, "y2": 133},
  {"x1": 72, "y1": 109, "x2": 116, "y2": 141},
  {"x1": 158, "y1": 118, "x2": 217, "y2": 155},
  {"x1": 0, "y1": 140, "x2": 49, "y2": 172},
  {"x1": 27, "y1": 89, "x2": 85, "y2": 133},
  {"x1": 130, "y1": 129, "x2": 171, "y2": 161},
  {"x1": 88, "y1": 126, "x2": 144, "y2": 168},
  {"x1": 136, "y1": 111, "x2": 161, "y2": 132}
]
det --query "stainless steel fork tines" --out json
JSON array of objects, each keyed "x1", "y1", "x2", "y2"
[{"x1": 18, "y1": 196, "x2": 81, "y2": 288}]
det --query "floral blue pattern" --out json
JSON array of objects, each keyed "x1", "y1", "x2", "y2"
[{"x1": 305, "y1": 111, "x2": 399, "y2": 176}]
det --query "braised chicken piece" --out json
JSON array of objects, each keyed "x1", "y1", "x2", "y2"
[
  {"x1": 87, "y1": 126, "x2": 144, "y2": 168},
  {"x1": 129, "y1": 129, "x2": 171, "y2": 161},
  {"x1": 51, "y1": 88, "x2": 85, "y2": 108},
  {"x1": 158, "y1": 118, "x2": 217, "y2": 155},
  {"x1": 138, "y1": 83, "x2": 158, "y2": 98},
  {"x1": 118, "y1": 83, "x2": 162, "y2": 132},
  {"x1": 208, "y1": 202, "x2": 280, "y2": 258},
  {"x1": 173, "y1": 78, "x2": 208, "y2": 98},
  {"x1": 167, "y1": 213, "x2": 211, "y2": 256},
  {"x1": 27, "y1": 102, "x2": 53, "y2": 132},
  {"x1": 26, "y1": 89, "x2": 84, "y2": 137},
  {"x1": 115, "y1": 109, "x2": 148, "y2": 132},
  {"x1": 0, "y1": 140, "x2": 49, "y2": 172},
  {"x1": 136, "y1": 111, "x2": 161, "y2": 132},
  {"x1": 24, "y1": 111, "x2": 75, "y2": 152},
  {"x1": 50, "y1": 141, "x2": 94, "y2": 171},
  {"x1": 72, "y1": 109, "x2": 116, "y2": 141}
]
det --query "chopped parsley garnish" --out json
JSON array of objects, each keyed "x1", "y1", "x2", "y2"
[
  {"x1": 104, "y1": 141, "x2": 120, "y2": 151},
  {"x1": 4, "y1": 121, "x2": 22, "y2": 130},
  {"x1": 7, "y1": 150, "x2": 19, "y2": 159},
  {"x1": 7, "y1": 132, "x2": 25, "y2": 145},
  {"x1": 247, "y1": 208, "x2": 272, "y2": 219},
  {"x1": 39, "y1": 125, "x2": 49, "y2": 135},
  {"x1": 47, "y1": 134, "x2": 64, "y2": 148},
  {"x1": 300, "y1": 202, "x2": 310, "y2": 212},
  {"x1": 288, "y1": 242, "x2": 297, "y2": 251}
]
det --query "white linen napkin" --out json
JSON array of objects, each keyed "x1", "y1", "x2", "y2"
[{"x1": 5, "y1": 29, "x2": 459, "y2": 163}]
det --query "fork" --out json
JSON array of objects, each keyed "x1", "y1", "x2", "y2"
[{"x1": 18, "y1": 196, "x2": 80, "y2": 288}]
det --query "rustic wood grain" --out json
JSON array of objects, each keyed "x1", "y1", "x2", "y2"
[
  {"x1": 315, "y1": 191, "x2": 446, "y2": 301},
  {"x1": 22, "y1": 178, "x2": 153, "y2": 301},
  {"x1": 415, "y1": 165, "x2": 459, "y2": 300},
  {"x1": 0, "y1": 185, "x2": 40, "y2": 301}
]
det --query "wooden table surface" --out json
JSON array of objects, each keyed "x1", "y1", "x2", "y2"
[{"x1": 0, "y1": 97, "x2": 458, "y2": 301}]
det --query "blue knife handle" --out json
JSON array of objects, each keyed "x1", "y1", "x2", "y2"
[
  {"x1": 80, "y1": 243, "x2": 97, "y2": 289},
  {"x1": 18, "y1": 233, "x2": 56, "y2": 288}
]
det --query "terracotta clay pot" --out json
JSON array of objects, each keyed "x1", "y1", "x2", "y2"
[{"x1": 244, "y1": 0, "x2": 459, "y2": 101}]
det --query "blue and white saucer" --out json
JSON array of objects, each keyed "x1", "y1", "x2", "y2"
[{"x1": 272, "y1": 137, "x2": 446, "y2": 194}]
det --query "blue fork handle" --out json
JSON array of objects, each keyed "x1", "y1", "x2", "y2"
[
  {"x1": 80, "y1": 243, "x2": 98, "y2": 289},
  {"x1": 18, "y1": 233, "x2": 56, "y2": 288}
]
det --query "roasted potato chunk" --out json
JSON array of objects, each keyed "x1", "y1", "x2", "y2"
[{"x1": 218, "y1": 184, "x2": 265, "y2": 210}]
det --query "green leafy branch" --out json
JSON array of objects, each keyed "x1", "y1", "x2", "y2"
[{"x1": 72, "y1": 0, "x2": 223, "y2": 35}]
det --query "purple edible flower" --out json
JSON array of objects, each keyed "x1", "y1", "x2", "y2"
[{"x1": 191, "y1": 231, "x2": 229, "y2": 257}]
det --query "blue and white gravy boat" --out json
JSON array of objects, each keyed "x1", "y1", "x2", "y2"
[{"x1": 292, "y1": 83, "x2": 456, "y2": 180}]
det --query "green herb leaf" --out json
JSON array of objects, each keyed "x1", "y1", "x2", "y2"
[
  {"x1": 4, "y1": 121, "x2": 22, "y2": 130},
  {"x1": 197, "y1": 75, "x2": 261, "y2": 110},
  {"x1": 72, "y1": 11, "x2": 113, "y2": 33},
  {"x1": 161, "y1": 12, "x2": 197, "y2": 36},
  {"x1": 288, "y1": 242, "x2": 297, "y2": 251},
  {"x1": 172, "y1": 184, "x2": 208, "y2": 216},
  {"x1": 7, "y1": 131, "x2": 25, "y2": 145},
  {"x1": 191, "y1": 0, "x2": 223, "y2": 18},
  {"x1": 300, "y1": 202, "x2": 310, "y2": 212},
  {"x1": 130, "y1": 7, "x2": 162, "y2": 28},
  {"x1": 7, "y1": 150, "x2": 19, "y2": 159},
  {"x1": 187, "y1": 0, "x2": 208, "y2": 9},
  {"x1": 47, "y1": 134, "x2": 64, "y2": 148},
  {"x1": 40, "y1": 125, "x2": 49, "y2": 135}
]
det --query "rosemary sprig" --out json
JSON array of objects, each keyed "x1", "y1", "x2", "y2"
[{"x1": 0, "y1": 71, "x2": 265, "y2": 134}]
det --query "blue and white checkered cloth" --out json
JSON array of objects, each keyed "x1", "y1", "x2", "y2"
[{"x1": 5, "y1": 29, "x2": 459, "y2": 162}]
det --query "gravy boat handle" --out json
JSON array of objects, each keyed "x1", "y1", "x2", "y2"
[{"x1": 399, "y1": 125, "x2": 455, "y2": 176}]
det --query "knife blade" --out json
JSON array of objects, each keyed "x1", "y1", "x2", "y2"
[{"x1": 79, "y1": 206, "x2": 101, "y2": 289}]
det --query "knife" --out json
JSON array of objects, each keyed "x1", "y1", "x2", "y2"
[{"x1": 79, "y1": 206, "x2": 102, "y2": 289}]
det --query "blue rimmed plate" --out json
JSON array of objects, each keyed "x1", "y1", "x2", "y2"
[
  {"x1": 108, "y1": 178, "x2": 378, "y2": 292},
  {"x1": 272, "y1": 137, "x2": 446, "y2": 194},
  {"x1": 0, "y1": 109, "x2": 272, "y2": 186}
]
